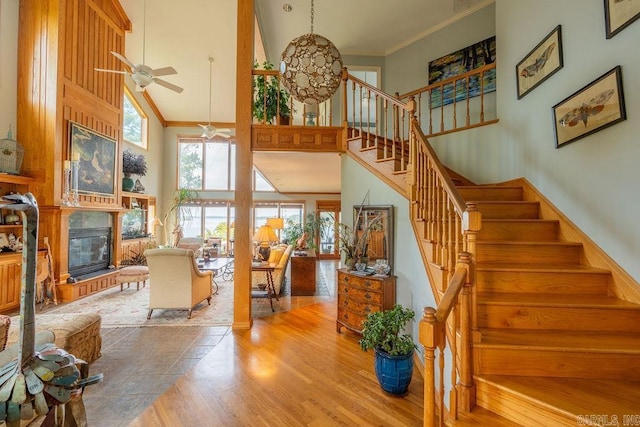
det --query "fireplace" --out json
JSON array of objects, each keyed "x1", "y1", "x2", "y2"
[{"x1": 68, "y1": 211, "x2": 113, "y2": 279}]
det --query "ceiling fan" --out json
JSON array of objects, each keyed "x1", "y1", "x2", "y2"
[
  {"x1": 199, "y1": 57, "x2": 231, "y2": 139},
  {"x1": 94, "y1": 0, "x2": 183, "y2": 93},
  {"x1": 96, "y1": 52, "x2": 183, "y2": 93}
]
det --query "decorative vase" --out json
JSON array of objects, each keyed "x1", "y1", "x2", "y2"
[
  {"x1": 122, "y1": 174, "x2": 135, "y2": 192},
  {"x1": 344, "y1": 257, "x2": 355, "y2": 270},
  {"x1": 374, "y1": 347, "x2": 414, "y2": 395}
]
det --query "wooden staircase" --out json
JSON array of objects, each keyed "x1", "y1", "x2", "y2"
[
  {"x1": 459, "y1": 184, "x2": 640, "y2": 425},
  {"x1": 347, "y1": 137, "x2": 640, "y2": 424}
]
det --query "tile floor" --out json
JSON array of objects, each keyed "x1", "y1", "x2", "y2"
[{"x1": 81, "y1": 260, "x2": 339, "y2": 426}]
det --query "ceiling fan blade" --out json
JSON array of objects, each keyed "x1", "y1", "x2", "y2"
[
  {"x1": 110, "y1": 51, "x2": 135, "y2": 71},
  {"x1": 214, "y1": 132, "x2": 231, "y2": 139},
  {"x1": 217, "y1": 128, "x2": 232, "y2": 133},
  {"x1": 152, "y1": 66, "x2": 178, "y2": 77},
  {"x1": 94, "y1": 68, "x2": 129, "y2": 75},
  {"x1": 153, "y1": 78, "x2": 184, "y2": 93}
]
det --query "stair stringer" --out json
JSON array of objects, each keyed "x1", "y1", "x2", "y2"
[{"x1": 495, "y1": 177, "x2": 640, "y2": 305}]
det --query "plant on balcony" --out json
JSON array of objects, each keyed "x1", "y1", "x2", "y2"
[{"x1": 253, "y1": 61, "x2": 291, "y2": 124}]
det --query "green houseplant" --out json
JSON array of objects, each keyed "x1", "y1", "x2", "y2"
[
  {"x1": 360, "y1": 304, "x2": 417, "y2": 395},
  {"x1": 253, "y1": 61, "x2": 291, "y2": 124},
  {"x1": 162, "y1": 188, "x2": 200, "y2": 246}
]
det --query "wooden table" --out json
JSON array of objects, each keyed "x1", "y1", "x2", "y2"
[
  {"x1": 252, "y1": 264, "x2": 278, "y2": 311},
  {"x1": 290, "y1": 249, "x2": 317, "y2": 296},
  {"x1": 197, "y1": 257, "x2": 234, "y2": 295}
]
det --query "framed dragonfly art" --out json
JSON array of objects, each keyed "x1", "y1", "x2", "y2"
[{"x1": 552, "y1": 66, "x2": 626, "y2": 148}]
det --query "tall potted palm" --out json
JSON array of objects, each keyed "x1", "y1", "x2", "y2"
[{"x1": 359, "y1": 304, "x2": 417, "y2": 395}]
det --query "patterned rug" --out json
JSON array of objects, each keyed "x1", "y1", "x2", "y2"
[
  {"x1": 47, "y1": 278, "x2": 234, "y2": 328},
  {"x1": 46, "y1": 267, "x2": 331, "y2": 328}
]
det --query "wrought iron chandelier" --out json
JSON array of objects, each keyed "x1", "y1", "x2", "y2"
[{"x1": 280, "y1": 0, "x2": 343, "y2": 106}]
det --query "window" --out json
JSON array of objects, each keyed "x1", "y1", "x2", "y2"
[
  {"x1": 123, "y1": 86, "x2": 148, "y2": 149},
  {"x1": 176, "y1": 201, "x2": 302, "y2": 251},
  {"x1": 177, "y1": 136, "x2": 275, "y2": 192}
]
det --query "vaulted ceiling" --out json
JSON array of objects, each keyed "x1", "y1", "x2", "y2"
[{"x1": 118, "y1": 0, "x2": 493, "y2": 192}]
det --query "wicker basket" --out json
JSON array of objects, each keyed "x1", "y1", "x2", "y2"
[{"x1": 0, "y1": 138, "x2": 24, "y2": 175}]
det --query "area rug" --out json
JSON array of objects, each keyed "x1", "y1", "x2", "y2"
[{"x1": 47, "y1": 278, "x2": 234, "y2": 328}]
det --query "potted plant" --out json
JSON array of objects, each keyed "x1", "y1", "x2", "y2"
[
  {"x1": 253, "y1": 61, "x2": 291, "y2": 124},
  {"x1": 359, "y1": 304, "x2": 417, "y2": 395},
  {"x1": 122, "y1": 149, "x2": 147, "y2": 192},
  {"x1": 162, "y1": 188, "x2": 200, "y2": 246}
]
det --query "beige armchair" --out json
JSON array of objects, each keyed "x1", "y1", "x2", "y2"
[{"x1": 144, "y1": 248, "x2": 213, "y2": 319}]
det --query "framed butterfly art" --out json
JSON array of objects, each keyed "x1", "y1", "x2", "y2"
[
  {"x1": 516, "y1": 25, "x2": 563, "y2": 99},
  {"x1": 552, "y1": 66, "x2": 626, "y2": 148}
]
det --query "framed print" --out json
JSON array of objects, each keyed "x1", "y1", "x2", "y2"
[
  {"x1": 605, "y1": 0, "x2": 640, "y2": 39},
  {"x1": 428, "y1": 36, "x2": 496, "y2": 108},
  {"x1": 516, "y1": 25, "x2": 563, "y2": 99},
  {"x1": 69, "y1": 122, "x2": 117, "y2": 197},
  {"x1": 553, "y1": 66, "x2": 626, "y2": 148}
]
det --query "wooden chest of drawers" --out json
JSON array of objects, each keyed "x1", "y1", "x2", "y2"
[{"x1": 336, "y1": 269, "x2": 396, "y2": 334}]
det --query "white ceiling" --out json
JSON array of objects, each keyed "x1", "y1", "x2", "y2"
[{"x1": 118, "y1": 0, "x2": 493, "y2": 193}]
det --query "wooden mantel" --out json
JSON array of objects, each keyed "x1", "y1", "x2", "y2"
[{"x1": 251, "y1": 125, "x2": 344, "y2": 152}]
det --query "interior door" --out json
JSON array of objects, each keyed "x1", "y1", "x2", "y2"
[{"x1": 316, "y1": 200, "x2": 341, "y2": 260}]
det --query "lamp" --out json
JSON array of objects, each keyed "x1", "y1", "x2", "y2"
[
  {"x1": 150, "y1": 217, "x2": 163, "y2": 238},
  {"x1": 252, "y1": 224, "x2": 278, "y2": 262},
  {"x1": 266, "y1": 217, "x2": 284, "y2": 230},
  {"x1": 280, "y1": 0, "x2": 343, "y2": 107}
]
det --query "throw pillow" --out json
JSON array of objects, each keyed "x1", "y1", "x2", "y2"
[{"x1": 268, "y1": 248, "x2": 284, "y2": 265}]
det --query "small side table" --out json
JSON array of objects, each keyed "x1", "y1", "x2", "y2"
[
  {"x1": 252, "y1": 265, "x2": 278, "y2": 312},
  {"x1": 291, "y1": 249, "x2": 317, "y2": 296}
]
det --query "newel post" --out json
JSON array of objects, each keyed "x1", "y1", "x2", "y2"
[
  {"x1": 457, "y1": 251, "x2": 476, "y2": 411},
  {"x1": 420, "y1": 306, "x2": 441, "y2": 427},
  {"x1": 462, "y1": 202, "x2": 481, "y2": 339}
]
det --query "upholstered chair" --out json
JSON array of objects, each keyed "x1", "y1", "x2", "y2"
[{"x1": 144, "y1": 248, "x2": 213, "y2": 319}]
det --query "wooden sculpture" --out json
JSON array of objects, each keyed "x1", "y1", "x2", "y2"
[{"x1": 0, "y1": 193, "x2": 102, "y2": 426}]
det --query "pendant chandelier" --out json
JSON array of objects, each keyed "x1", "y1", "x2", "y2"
[{"x1": 280, "y1": 0, "x2": 343, "y2": 106}]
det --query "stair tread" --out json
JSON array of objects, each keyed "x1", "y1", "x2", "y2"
[
  {"x1": 478, "y1": 329, "x2": 640, "y2": 352},
  {"x1": 476, "y1": 262, "x2": 610, "y2": 273},
  {"x1": 476, "y1": 375, "x2": 640, "y2": 416},
  {"x1": 482, "y1": 218, "x2": 558, "y2": 224},
  {"x1": 478, "y1": 292, "x2": 640, "y2": 308},
  {"x1": 477, "y1": 240, "x2": 582, "y2": 246}
]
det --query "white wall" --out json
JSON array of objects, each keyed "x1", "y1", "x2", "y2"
[
  {"x1": 341, "y1": 155, "x2": 433, "y2": 361},
  {"x1": 433, "y1": 1, "x2": 640, "y2": 283},
  {"x1": 0, "y1": 0, "x2": 19, "y2": 137}
]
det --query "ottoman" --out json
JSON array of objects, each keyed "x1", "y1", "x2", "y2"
[
  {"x1": 8, "y1": 313, "x2": 102, "y2": 363},
  {"x1": 117, "y1": 265, "x2": 150, "y2": 291}
]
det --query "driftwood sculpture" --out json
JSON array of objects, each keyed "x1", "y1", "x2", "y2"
[{"x1": 0, "y1": 193, "x2": 102, "y2": 426}]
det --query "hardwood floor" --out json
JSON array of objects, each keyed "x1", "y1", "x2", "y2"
[{"x1": 129, "y1": 301, "x2": 425, "y2": 426}]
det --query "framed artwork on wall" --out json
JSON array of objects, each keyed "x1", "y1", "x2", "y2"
[
  {"x1": 427, "y1": 36, "x2": 496, "y2": 108},
  {"x1": 69, "y1": 121, "x2": 117, "y2": 197},
  {"x1": 552, "y1": 66, "x2": 626, "y2": 148},
  {"x1": 516, "y1": 25, "x2": 563, "y2": 99},
  {"x1": 605, "y1": 0, "x2": 640, "y2": 39}
]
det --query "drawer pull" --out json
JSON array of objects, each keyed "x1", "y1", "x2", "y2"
[
  {"x1": 364, "y1": 306, "x2": 371, "y2": 313},
  {"x1": 364, "y1": 281, "x2": 372, "y2": 287},
  {"x1": 365, "y1": 293, "x2": 371, "y2": 300}
]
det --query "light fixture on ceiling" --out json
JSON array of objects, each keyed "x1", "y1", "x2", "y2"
[
  {"x1": 199, "y1": 57, "x2": 231, "y2": 139},
  {"x1": 280, "y1": 0, "x2": 343, "y2": 106}
]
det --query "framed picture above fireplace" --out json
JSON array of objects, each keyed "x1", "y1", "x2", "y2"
[{"x1": 69, "y1": 121, "x2": 117, "y2": 197}]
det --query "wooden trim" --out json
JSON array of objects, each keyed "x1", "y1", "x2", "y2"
[
  {"x1": 142, "y1": 91, "x2": 167, "y2": 127},
  {"x1": 166, "y1": 121, "x2": 236, "y2": 128},
  {"x1": 497, "y1": 177, "x2": 640, "y2": 304},
  {"x1": 102, "y1": 0, "x2": 131, "y2": 31}
]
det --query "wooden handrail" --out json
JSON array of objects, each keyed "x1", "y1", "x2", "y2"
[{"x1": 398, "y1": 63, "x2": 496, "y2": 100}]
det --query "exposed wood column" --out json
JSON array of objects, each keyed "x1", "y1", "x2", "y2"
[{"x1": 233, "y1": 0, "x2": 254, "y2": 329}]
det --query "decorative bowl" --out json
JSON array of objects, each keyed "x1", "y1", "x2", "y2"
[{"x1": 355, "y1": 262, "x2": 367, "y2": 272}]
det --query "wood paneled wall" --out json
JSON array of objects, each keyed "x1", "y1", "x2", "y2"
[{"x1": 17, "y1": 0, "x2": 130, "y2": 284}]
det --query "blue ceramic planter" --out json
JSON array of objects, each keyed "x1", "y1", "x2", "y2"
[{"x1": 374, "y1": 347, "x2": 414, "y2": 395}]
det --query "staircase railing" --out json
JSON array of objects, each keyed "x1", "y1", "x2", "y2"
[
  {"x1": 408, "y1": 118, "x2": 482, "y2": 426},
  {"x1": 341, "y1": 69, "x2": 414, "y2": 172},
  {"x1": 399, "y1": 62, "x2": 498, "y2": 137}
]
